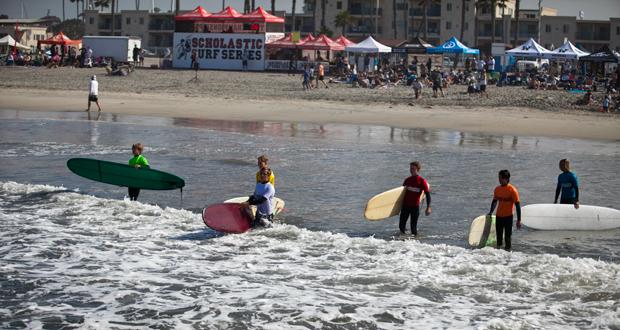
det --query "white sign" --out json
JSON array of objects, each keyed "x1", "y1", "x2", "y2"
[{"x1": 173, "y1": 33, "x2": 265, "y2": 71}]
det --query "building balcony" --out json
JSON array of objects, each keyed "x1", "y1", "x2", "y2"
[{"x1": 348, "y1": 8, "x2": 383, "y2": 16}]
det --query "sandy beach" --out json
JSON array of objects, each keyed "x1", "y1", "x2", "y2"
[{"x1": 1, "y1": 66, "x2": 618, "y2": 140}]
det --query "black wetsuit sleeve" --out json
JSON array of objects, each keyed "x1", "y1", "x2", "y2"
[
  {"x1": 248, "y1": 195, "x2": 267, "y2": 205},
  {"x1": 425, "y1": 191, "x2": 431, "y2": 208},
  {"x1": 574, "y1": 187, "x2": 579, "y2": 202},
  {"x1": 515, "y1": 201, "x2": 521, "y2": 222},
  {"x1": 554, "y1": 183, "x2": 561, "y2": 203},
  {"x1": 489, "y1": 199, "x2": 498, "y2": 215}
]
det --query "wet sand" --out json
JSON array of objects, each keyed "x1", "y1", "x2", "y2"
[{"x1": 0, "y1": 66, "x2": 618, "y2": 140}]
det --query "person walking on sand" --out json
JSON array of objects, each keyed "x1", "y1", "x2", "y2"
[
  {"x1": 302, "y1": 65, "x2": 311, "y2": 90},
  {"x1": 86, "y1": 75, "x2": 101, "y2": 112},
  {"x1": 488, "y1": 169, "x2": 521, "y2": 251},
  {"x1": 554, "y1": 159, "x2": 579, "y2": 209},
  {"x1": 128, "y1": 143, "x2": 150, "y2": 201},
  {"x1": 400, "y1": 161, "x2": 432, "y2": 236},
  {"x1": 316, "y1": 62, "x2": 329, "y2": 88}
]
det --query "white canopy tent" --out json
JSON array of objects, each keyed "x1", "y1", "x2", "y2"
[
  {"x1": 0, "y1": 35, "x2": 29, "y2": 50},
  {"x1": 506, "y1": 38, "x2": 551, "y2": 58},
  {"x1": 545, "y1": 40, "x2": 590, "y2": 60},
  {"x1": 345, "y1": 36, "x2": 391, "y2": 53}
]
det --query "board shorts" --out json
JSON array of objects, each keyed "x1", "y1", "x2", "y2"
[
  {"x1": 318, "y1": 75, "x2": 324, "y2": 81},
  {"x1": 88, "y1": 95, "x2": 98, "y2": 102},
  {"x1": 480, "y1": 85, "x2": 487, "y2": 92}
]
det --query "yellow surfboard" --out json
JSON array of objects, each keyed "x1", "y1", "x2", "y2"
[{"x1": 364, "y1": 187, "x2": 425, "y2": 221}]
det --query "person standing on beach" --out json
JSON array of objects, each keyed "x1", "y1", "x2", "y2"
[
  {"x1": 400, "y1": 161, "x2": 432, "y2": 236},
  {"x1": 302, "y1": 65, "x2": 310, "y2": 90},
  {"x1": 479, "y1": 71, "x2": 488, "y2": 98},
  {"x1": 554, "y1": 159, "x2": 579, "y2": 209},
  {"x1": 256, "y1": 155, "x2": 275, "y2": 186},
  {"x1": 488, "y1": 169, "x2": 521, "y2": 251},
  {"x1": 128, "y1": 143, "x2": 149, "y2": 201},
  {"x1": 242, "y1": 50, "x2": 249, "y2": 72},
  {"x1": 86, "y1": 75, "x2": 102, "y2": 112},
  {"x1": 316, "y1": 63, "x2": 329, "y2": 88},
  {"x1": 132, "y1": 45, "x2": 140, "y2": 66}
]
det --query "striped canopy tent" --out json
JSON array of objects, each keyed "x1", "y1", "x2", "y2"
[
  {"x1": 299, "y1": 34, "x2": 344, "y2": 51},
  {"x1": 242, "y1": 6, "x2": 284, "y2": 23},
  {"x1": 334, "y1": 35, "x2": 354, "y2": 47},
  {"x1": 37, "y1": 32, "x2": 81, "y2": 48},
  {"x1": 506, "y1": 38, "x2": 551, "y2": 58},
  {"x1": 175, "y1": 6, "x2": 211, "y2": 21}
]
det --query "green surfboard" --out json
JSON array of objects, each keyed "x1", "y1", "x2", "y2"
[{"x1": 67, "y1": 158, "x2": 185, "y2": 190}]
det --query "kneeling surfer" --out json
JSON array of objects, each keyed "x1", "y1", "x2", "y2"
[
  {"x1": 128, "y1": 143, "x2": 149, "y2": 201},
  {"x1": 247, "y1": 168, "x2": 276, "y2": 228}
]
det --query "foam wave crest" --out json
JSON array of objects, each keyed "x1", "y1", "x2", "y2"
[{"x1": 1, "y1": 182, "x2": 619, "y2": 329}]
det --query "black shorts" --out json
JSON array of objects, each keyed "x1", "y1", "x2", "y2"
[
  {"x1": 318, "y1": 75, "x2": 324, "y2": 81},
  {"x1": 480, "y1": 85, "x2": 487, "y2": 92},
  {"x1": 88, "y1": 95, "x2": 98, "y2": 102}
]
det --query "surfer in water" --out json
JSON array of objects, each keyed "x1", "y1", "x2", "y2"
[
  {"x1": 256, "y1": 155, "x2": 275, "y2": 186},
  {"x1": 488, "y1": 169, "x2": 521, "y2": 251},
  {"x1": 400, "y1": 161, "x2": 432, "y2": 236},
  {"x1": 554, "y1": 159, "x2": 579, "y2": 209},
  {"x1": 128, "y1": 143, "x2": 149, "y2": 201},
  {"x1": 247, "y1": 168, "x2": 276, "y2": 228}
]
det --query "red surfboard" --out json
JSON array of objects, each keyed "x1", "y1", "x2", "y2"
[{"x1": 202, "y1": 203, "x2": 252, "y2": 234}]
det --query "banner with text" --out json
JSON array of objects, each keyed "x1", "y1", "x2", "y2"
[{"x1": 173, "y1": 33, "x2": 265, "y2": 71}]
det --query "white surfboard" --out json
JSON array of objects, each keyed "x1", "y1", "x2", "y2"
[
  {"x1": 522, "y1": 204, "x2": 620, "y2": 231},
  {"x1": 224, "y1": 196, "x2": 286, "y2": 217},
  {"x1": 364, "y1": 187, "x2": 425, "y2": 221},
  {"x1": 468, "y1": 215, "x2": 497, "y2": 248}
]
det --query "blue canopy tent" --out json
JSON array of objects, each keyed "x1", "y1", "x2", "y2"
[{"x1": 427, "y1": 37, "x2": 479, "y2": 55}]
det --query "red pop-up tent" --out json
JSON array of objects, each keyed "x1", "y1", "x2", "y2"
[
  {"x1": 267, "y1": 33, "x2": 297, "y2": 49},
  {"x1": 242, "y1": 6, "x2": 285, "y2": 23},
  {"x1": 334, "y1": 35, "x2": 354, "y2": 47},
  {"x1": 205, "y1": 6, "x2": 243, "y2": 22},
  {"x1": 37, "y1": 32, "x2": 81, "y2": 48},
  {"x1": 175, "y1": 5, "x2": 211, "y2": 21},
  {"x1": 299, "y1": 34, "x2": 344, "y2": 51}
]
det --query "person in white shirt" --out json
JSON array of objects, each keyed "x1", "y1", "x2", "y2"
[
  {"x1": 86, "y1": 75, "x2": 102, "y2": 112},
  {"x1": 487, "y1": 56, "x2": 495, "y2": 72}
]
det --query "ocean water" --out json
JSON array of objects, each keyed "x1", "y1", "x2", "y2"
[{"x1": 1, "y1": 110, "x2": 619, "y2": 329}]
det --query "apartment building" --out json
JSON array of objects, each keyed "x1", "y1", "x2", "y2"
[
  {"x1": 83, "y1": 9, "x2": 174, "y2": 53},
  {"x1": 305, "y1": 0, "x2": 619, "y2": 52},
  {"x1": 0, "y1": 18, "x2": 51, "y2": 49}
]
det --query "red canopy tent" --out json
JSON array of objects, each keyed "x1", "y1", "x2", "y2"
[
  {"x1": 242, "y1": 6, "x2": 285, "y2": 23},
  {"x1": 205, "y1": 6, "x2": 243, "y2": 22},
  {"x1": 334, "y1": 36, "x2": 354, "y2": 47},
  {"x1": 175, "y1": 6, "x2": 211, "y2": 21},
  {"x1": 37, "y1": 32, "x2": 81, "y2": 48},
  {"x1": 267, "y1": 33, "x2": 298, "y2": 49},
  {"x1": 300, "y1": 34, "x2": 344, "y2": 51}
]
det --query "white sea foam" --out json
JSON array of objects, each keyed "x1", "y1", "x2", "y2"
[{"x1": 1, "y1": 181, "x2": 619, "y2": 329}]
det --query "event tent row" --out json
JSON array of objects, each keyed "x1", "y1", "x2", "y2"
[
  {"x1": 268, "y1": 33, "x2": 353, "y2": 51},
  {"x1": 0, "y1": 35, "x2": 29, "y2": 50},
  {"x1": 176, "y1": 5, "x2": 284, "y2": 23},
  {"x1": 506, "y1": 38, "x2": 596, "y2": 60}
]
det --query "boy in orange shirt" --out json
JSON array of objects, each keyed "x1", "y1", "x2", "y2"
[{"x1": 488, "y1": 169, "x2": 521, "y2": 251}]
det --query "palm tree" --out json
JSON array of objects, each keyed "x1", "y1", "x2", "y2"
[
  {"x1": 392, "y1": 0, "x2": 397, "y2": 38},
  {"x1": 175, "y1": 0, "x2": 180, "y2": 16},
  {"x1": 271, "y1": 0, "x2": 276, "y2": 15},
  {"x1": 69, "y1": 0, "x2": 82, "y2": 21},
  {"x1": 320, "y1": 0, "x2": 327, "y2": 32},
  {"x1": 334, "y1": 10, "x2": 352, "y2": 35},
  {"x1": 94, "y1": 0, "x2": 110, "y2": 11},
  {"x1": 291, "y1": 0, "x2": 297, "y2": 31},
  {"x1": 513, "y1": 0, "x2": 520, "y2": 47},
  {"x1": 460, "y1": 0, "x2": 467, "y2": 40},
  {"x1": 111, "y1": 0, "x2": 115, "y2": 35},
  {"x1": 475, "y1": 0, "x2": 507, "y2": 44},
  {"x1": 62, "y1": 0, "x2": 66, "y2": 21},
  {"x1": 416, "y1": 0, "x2": 440, "y2": 39}
]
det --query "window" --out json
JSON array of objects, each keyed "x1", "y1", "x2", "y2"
[
  {"x1": 563, "y1": 24, "x2": 569, "y2": 33},
  {"x1": 126, "y1": 17, "x2": 131, "y2": 25},
  {"x1": 545, "y1": 24, "x2": 551, "y2": 33},
  {"x1": 337, "y1": 1, "x2": 342, "y2": 9},
  {"x1": 139, "y1": 17, "x2": 144, "y2": 25},
  {"x1": 447, "y1": 3, "x2": 452, "y2": 11},
  {"x1": 89, "y1": 17, "x2": 94, "y2": 24},
  {"x1": 446, "y1": 21, "x2": 452, "y2": 30}
]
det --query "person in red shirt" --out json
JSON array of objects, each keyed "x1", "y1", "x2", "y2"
[
  {"x1": 488, "y1": 169, "x2": 522, "y2": 251},
  {"x1": 400, "y1": 161, "x2": 432, "y2": 235}
]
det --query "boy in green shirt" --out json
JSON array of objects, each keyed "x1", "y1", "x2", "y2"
[{"x1": 128, "y1": 143, "x2": 149, "y2": 201}]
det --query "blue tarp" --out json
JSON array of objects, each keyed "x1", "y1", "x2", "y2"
[{"x1": 427, "y1": 37, "x2": 479, "y2": 55}]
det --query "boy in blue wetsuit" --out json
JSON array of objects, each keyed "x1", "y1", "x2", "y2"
[
  {"x1": 248, "y1": 168, "x2": 275, "y2": 228},
  {"x1": 554, "y1": 158, "x2": 579, "y2": 209},
  {"x1": 128, "y1": 143, "x2": 149, "y2": 201}
]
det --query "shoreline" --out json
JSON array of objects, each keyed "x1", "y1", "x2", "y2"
[{"x1": 1, "y1": 87, "x2": 619, "y2": 140}]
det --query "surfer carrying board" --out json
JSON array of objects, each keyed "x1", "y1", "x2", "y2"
[
  {"x1": 246, "y1": 168, "x2": 276, "y2": 228},
  {"x1": 554, "y1": 159, "x2": 579, "y2": 209},
  {"x1": 400, "y1": 161, "x2": 432, "y2": 236},
  {"x1": 488, "y1": 169, "x2": 521, "y2": 251},
  {"x1": 256, "y1": 155, "x2": 275, "y2": 186},
  {"x1": 128, "y1": 143, "x2": 149, "y2": 201}
]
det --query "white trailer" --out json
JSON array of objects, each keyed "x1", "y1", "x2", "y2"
[{"x1": 82, "y1": 36, "x2": 142, "y2": 63}]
